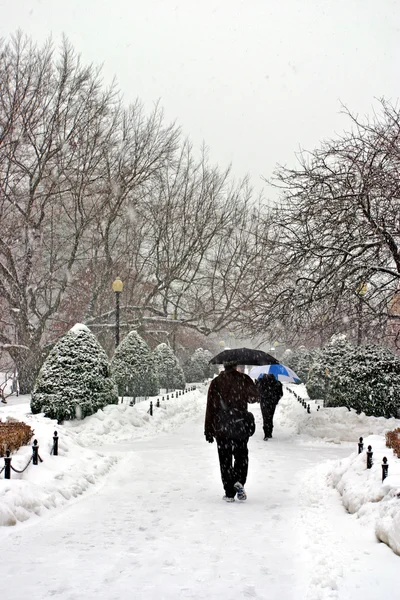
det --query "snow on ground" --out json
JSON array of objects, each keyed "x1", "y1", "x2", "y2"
[
  {"x1": 328, "y1": 435, "x2": 400, "y2": 557},
  {"x1": 282, "y1": 384, "x2": 400, "y2": 558},
  {"x1": 0, "y1": 386, "x2": 206, "y2": 527},
  {"x1": 280, "y1": 384, "x2": 400, "y2": 442},
  {"x1": 1, "y1": 383, "x2": 400, "y2": 599}
]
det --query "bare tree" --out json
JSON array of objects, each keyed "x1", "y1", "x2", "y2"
[
  {"x1": 0, "y1": 34, "x2": 118, "y2": 390},
  {"x1": 0, "y1": 33, "x2": 274, "y2": 389},
  {"x1": 249, "y1": 99, "x2": 400, "y2": 348}
]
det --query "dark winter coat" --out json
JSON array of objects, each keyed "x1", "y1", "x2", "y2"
[
  {"x1": 204, "y1": 369, "x2": 259, "y2": 437},
  {"x1": 256, "y1": 374, "x2": 283, "y2": 413}
]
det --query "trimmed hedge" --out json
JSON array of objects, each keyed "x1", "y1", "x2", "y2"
[
  {"x1": 0, "y1": 421, "x2": 34, "y2": 456},
  {"x1": 386, "y1": 427, "x2": 400, "y2": 459}
]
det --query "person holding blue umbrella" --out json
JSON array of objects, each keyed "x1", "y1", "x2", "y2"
[{"x1": 256, "y1": 373, "x2": 283, "y2": 440}]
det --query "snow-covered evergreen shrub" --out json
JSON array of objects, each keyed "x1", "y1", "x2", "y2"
[
  {"x1": 328, "y1": 344, "x2": 400, "y2": 417},
  {"x1": 111, "y1": 331, "x2": 159, "y2": 398},
  {"x1": 185, "y1": 348, "x2": 218, "y2": 382},
  {"x1": 306, "y1": 335, "x2": 352, "y2": 402},
  {"x1": 31, "y1": 324, "x2": 118, "y2": 421},
  {"x1": 153, "y1": 343, "x2": 185, "y2": 391},
  {"x1": 202, "y1": 349, "x2": 219, "y2": 378},
  {"x1": 183, "y1": 358, "x2": 205, "y2": 383},
  {"x1": 283, "y1": 346, "x2": 317, "y2": 383}
]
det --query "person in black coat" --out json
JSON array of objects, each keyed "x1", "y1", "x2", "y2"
[
  {"x1": 205, "y1": 363, "x2": 259, "y2": 502},
  {"x1": 256, "y1": 373, "x2": 283, "y2": 440}
]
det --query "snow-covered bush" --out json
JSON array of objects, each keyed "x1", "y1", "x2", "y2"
[
  {"x1": 305, "y1": 335, "x2": 400, "y2": 418},
  {"x1": 184, "y1": 348, "x2": 217, "y2": 382},
  {"x1": 152, "y1": 343, "x2": 185, "y2": 391},
  {"x1": 111, "y1": 331, "x2": 159, "y2": 398},
  {"x1": 283, "y1": 346, "x2": 317, "y2": 383},
  {"x1": 306, "y1": 335, "x2": 352, "y2": 402},
  {"x1": 31, "y1": 324, "x2": 118, "y2": 421},
  {"x1": 329, "y1": 344, "x2": 400, "y2": 417},
  {"x1": 183, "y1": 359, "x2": 204, "y2": 383}
]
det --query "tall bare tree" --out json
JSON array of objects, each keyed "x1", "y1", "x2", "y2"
[
  {"x1": 252, "y1": 99, "x2": 400, "y2": 348},
  {"x1": 0, "y1": 34, "x2": 119, "y2": 390}
]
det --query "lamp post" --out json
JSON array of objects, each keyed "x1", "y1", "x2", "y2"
[
  {"x1": 112, "y1": 277, "x2": 123, "y2": 347},
  {"x1": 356, "y1": 282, "x2": 367, "y2": 346}
]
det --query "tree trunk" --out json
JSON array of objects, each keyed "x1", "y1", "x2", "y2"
[{"x1": 16, "y1": 349, "x2": 49, "y2": 395}]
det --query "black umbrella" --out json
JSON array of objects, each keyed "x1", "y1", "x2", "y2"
[{"x1": 209, "y1": 347, "x2": 280, "y2": 366}]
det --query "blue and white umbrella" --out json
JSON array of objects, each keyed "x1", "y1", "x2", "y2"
[{"x1": 249, "y1": 363, "x2": 301, "y2": 384}]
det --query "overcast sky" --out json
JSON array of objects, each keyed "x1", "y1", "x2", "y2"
[{"x1": 1, "y1": 0, "x2": 399, "y2": 198}]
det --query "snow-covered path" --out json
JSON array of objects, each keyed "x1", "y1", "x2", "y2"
[{"x1": 2, "y1": 406, "x2": 399, "y2": 600}]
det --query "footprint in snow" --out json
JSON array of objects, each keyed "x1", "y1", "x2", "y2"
[{"x1": 243, "y1": 584, "x2": 257, "y2": 597}]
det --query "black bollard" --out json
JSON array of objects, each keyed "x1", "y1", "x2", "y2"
[
  {"x1": 367, "y1": 445, "x2": 373, "y2": 469},
  {"x1": 162, "y1": 396, "x2": 165, "y2": 401},
  {"x1": 382, "y1": 457, "x2": 389, "y2": 482},
  {"x1": 32, "y1": 439, "x2": 39, "y2": 465},
  {"x1": 307, "y1": 404, "x2": 311, "y2": 414},
  {"x1": 53, "y1": 431, "x2": 59, "y2": 456},
  {"x1": 317, "y1": 405, "x2": 320, "y2": 411},
  {"x1": 156, "y1": 398, "x2": 160, "y2": 408},
  {"x1": 358, "y1": 437, "x2": 364, "y2": 454},
  {"x1": 167, "y1": 394, "x2": 169, "y2": 400},
  {"x1": 149, "y1": 401, "x2": 153, "y2": 416},
  {"x1": 4, "y1": 450, "x2": 11, "y2": 479}
]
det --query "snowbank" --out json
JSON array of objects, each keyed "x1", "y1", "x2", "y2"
[
  {"x1": 327, "y1": 436, "x2": 400, "y2": 556},
  {"x1": 64, "y1": 387, "x2": 206, "y2": 446},
  {"x1": 280, "y1": 385, "x2": 400, "y2": 556},
  {"x1": 279, "y1": 384, "x2": 400, "y2": 442},
  {"x1": 0, "y1": 386, "x2": 206, "y2": 527}
]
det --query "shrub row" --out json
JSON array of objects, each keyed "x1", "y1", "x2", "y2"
[
  {"x1": 386, "y1": 427, "x2": 400, "y2": 459},
  {"x1": 0, "y1": 421, "x2": 34, "y2": 457}
]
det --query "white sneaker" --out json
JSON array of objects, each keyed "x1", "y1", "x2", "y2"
[
  {"x1": 234, "y1": 482, "x2": 247, "y2": 501},
  {"x1": 222, "y1": 495, "x2": 235, "y2": 503}
]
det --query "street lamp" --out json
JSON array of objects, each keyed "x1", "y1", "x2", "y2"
[
  {"x1": 112, "y1": 277, "x2": 123, "y2": 347},
  {"x1": 356, "y1": 282, "x2": 367, "y2": 346}
]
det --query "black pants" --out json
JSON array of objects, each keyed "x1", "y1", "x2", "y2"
[
  {"x1": 216, "y1": 438, "x2": 249, "y2": 498},
  {"x1": 260, "y1": 403, "x2": 277, "y2": 437}
]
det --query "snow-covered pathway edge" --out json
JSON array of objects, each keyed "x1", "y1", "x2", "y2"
[{"x1": 0, "y1": 387, "x2": 207, "y2": 527}]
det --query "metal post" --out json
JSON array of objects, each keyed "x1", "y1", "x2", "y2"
[
  {"x1": 357, "y1": 294, "x2": 363, "y2": 346},
  {"x1": 367, "y1": 445, "x2": 373, "y2": 469},
  {"x1": 382, "y1": 457, "x2": 389, "y2": 481},
  {"x1": 307, "y1": 404, "x2": 311, "y2": 414},
  {"x1": 53, "y1": 431, "x2": 58, "y2": 456},
  {"x1": 156, "y1": 398, "x2": 160, "y2": 408},
  {"x1": 317, "y1": 405, "x2": 320, "y2": 411},
  {"x1": 32, "y1": 439, "x2": 39, "y2": 465},
  {"x1": 358, "y1": 437, "x2": 364, "y2": 454},
  {"x1": 149, "y1": 401, "x2": 153, "y2": 416},
  {"x1": 4, "y1": 450, "x2": 11, "y2": 479},
  {"x1": 115, "y1": 291, "x2": 120, "y2": 347}
]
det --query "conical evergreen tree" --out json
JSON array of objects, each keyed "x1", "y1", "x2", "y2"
[
  {"x1": 111, "y1": 331, "x2": 159, "y2": 398},
  {"x1": 31, "y1": 324, "x2": 118, "y2": 421},
  {"x1": 306, "y1": 335, "x2": 352, "y2": 401},
  {"x1": 284, "y1": 346, "x2": 317, "y2": 383},
  {"x1": 153, "y1": 343, "x2": 185, "y2": 391},
  {"x1": 189, "y1": 348, "x2": 218, "y2": 380},
  {"x1": 183, "y1": 358, "x2": 205, "y2": 383},
  {"x1": 329, "y1": 344, "x2": 400, "y2": 417}
]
